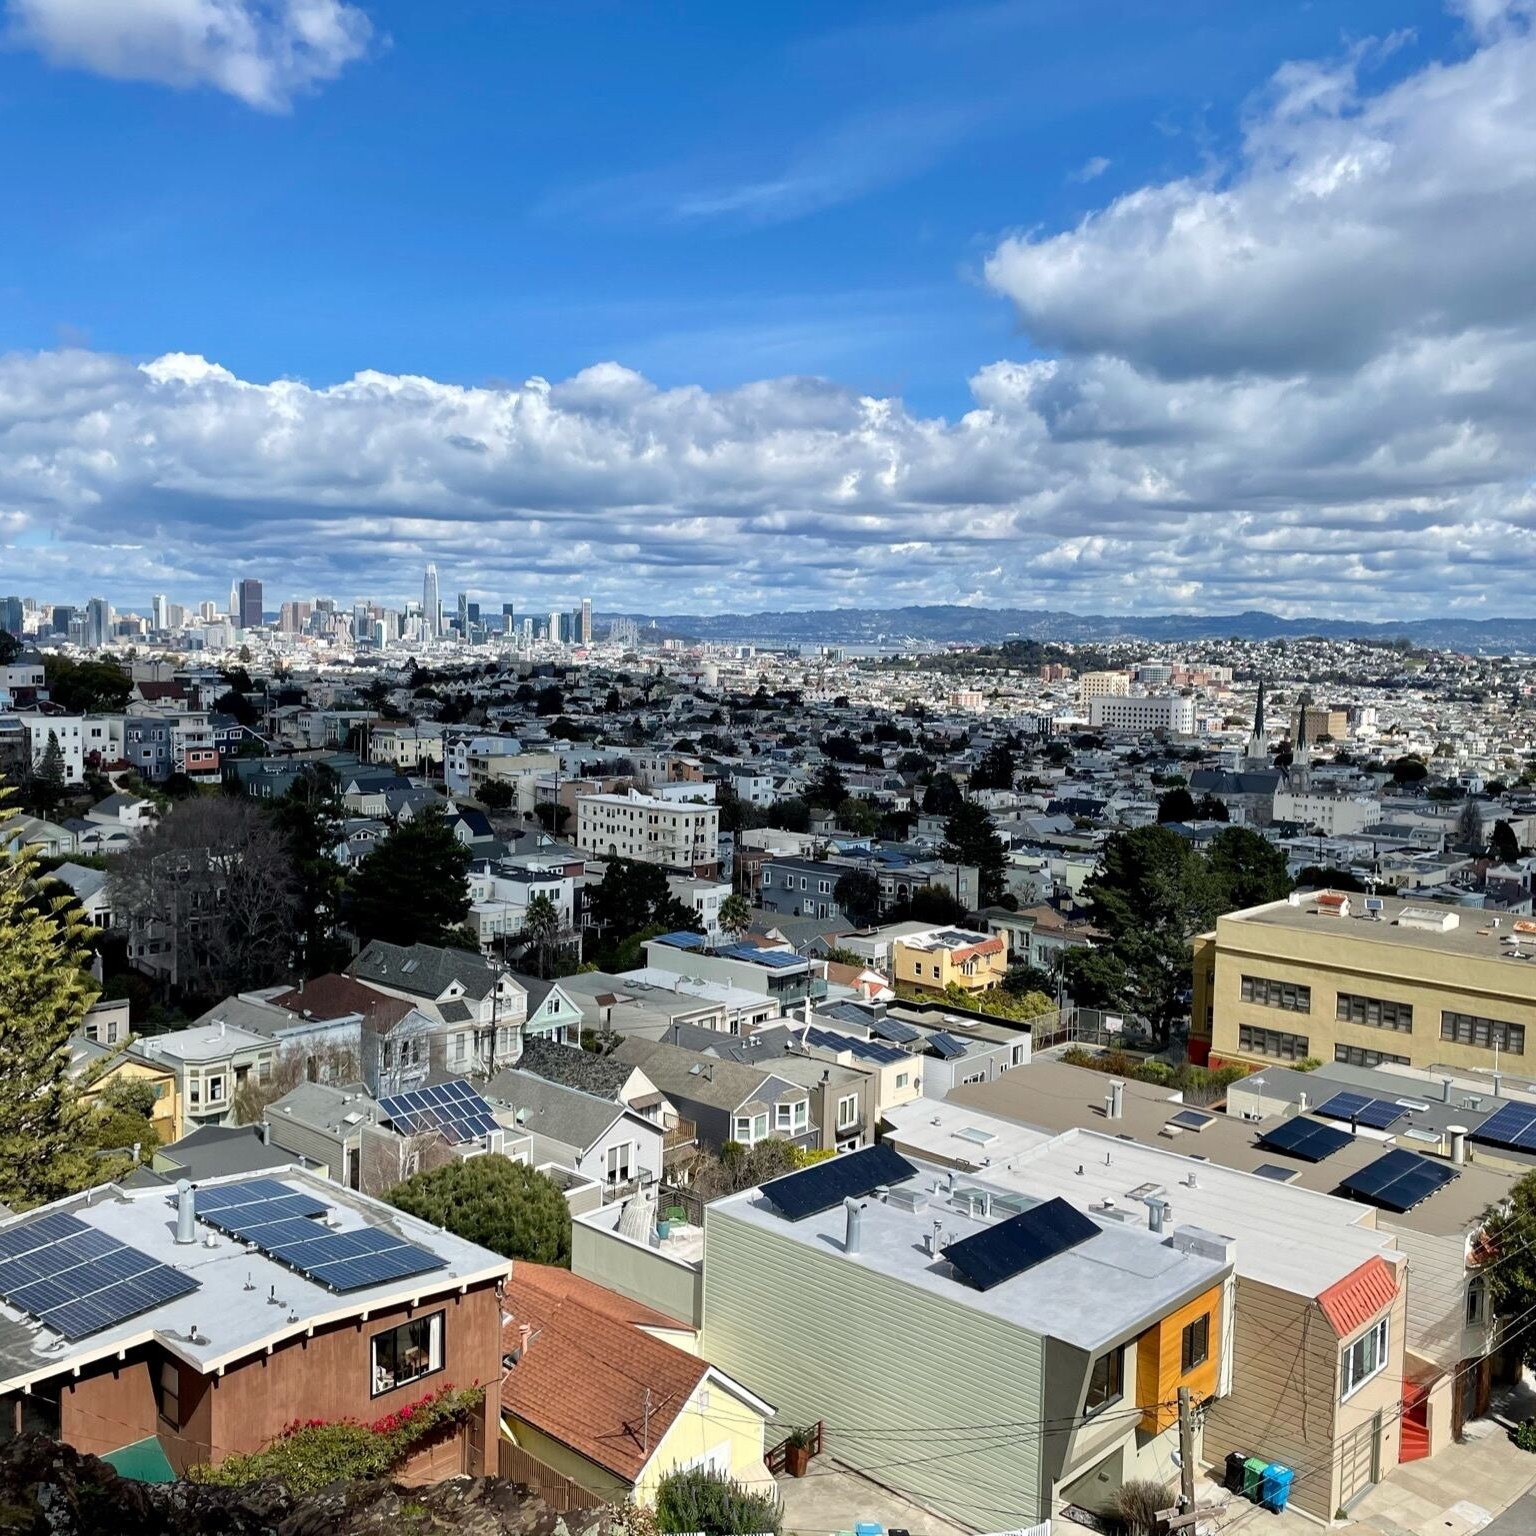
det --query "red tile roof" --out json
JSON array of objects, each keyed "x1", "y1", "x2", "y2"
[
  {"x1": 269, "y1": 974, "x2": 414, "y2": 1034},
  {"x1": 1318, "y1": 1256, "x2": 1397, "y2": 1338},
  {"x1": 501, "y1": 1265, "x2": 705, "y2": 1482}
]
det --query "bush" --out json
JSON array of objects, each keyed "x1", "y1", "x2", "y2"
[
  {"x1": 1114, "y1": 1479, "x2": 1175, "y2": 1536},
  {"x1": 654, "y1": 1467, "x2": 783, "y2": 1536},
  {"x1": 386, "y1": 1157, "x2": 571, "y2": 1266},
  {"x1": 189, "y1": 1384, "x2": 483, "y2": 1492},
  {"x1": 1514, "y1": 1418, "x2": 1536, "y2": 1453}
]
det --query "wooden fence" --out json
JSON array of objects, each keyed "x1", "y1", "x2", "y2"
[{"x1": 498, "y1": 1440, "x2": 610, "y2": 1512}]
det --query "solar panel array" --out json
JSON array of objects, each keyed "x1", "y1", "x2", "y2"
[
  {"x1": 803, "y1": 1026, "x2": 908, "y2": 1066},
  {"x1": 1469, "y1": 1101, "x2": 1536, "y2": 1152},
  {"x1": 761, "y1": 1143, "x2": 918, "y2": 1221},
  {"x1": 864, "y1": 1014, "x2": 920, "y2": 1045},
  {"x1": 1314, "y1": 1091, "x2": 1406, "y2": 1131},
  {"x1": 1340, "y1": 1149, "x2": 1459, "y2": 1212},
  {"x1": 942, "y1": 1197, "x2": 1099, "y2": 1291},
  {"x1": 192, "y1": 1180, "x2": 447, "y2": 1292},
  {"x1": 0, "y1": 1210, "x2": 199, "y2": 1341},
  {"x1": 927, "y1": 1032, "x2": 968, "y2": 1061},
  {"x1": 379, "y1": 1079, "x2": 500, "y2": 1145},
  {"x1": 1256, "y1": 1115, "x2": 1354, "y2": 1162}
]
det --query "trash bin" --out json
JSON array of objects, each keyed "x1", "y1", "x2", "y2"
[
  {"x1": 1243, "y1": 1456, "x2": 1268, "y2": 1500},
  {"x1": 1261, "y1": 1464, "x2": 1294, "y2": 1512},
  {"x1": 1225, "y1": 1451, "x2": 1251, "y2": 1494},
  {"x1": 855, "y1": 1523, "x2": 884, "y2": 1536}
]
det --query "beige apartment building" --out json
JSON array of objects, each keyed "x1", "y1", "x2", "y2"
[
  {"x1": 576, "y1": 787, "x2": 720, "y2": 877},
  {"x1": 1077, "y1": 670, "x2": 1130, "y2": 704},
  {"x1": 1193, "y1": 891, "x2": 1536, "y2": 1075}
]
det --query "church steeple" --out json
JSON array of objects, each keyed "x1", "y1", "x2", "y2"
[{"x1": 1245, "y1": 678, "x2": 1268, "y2": 765}]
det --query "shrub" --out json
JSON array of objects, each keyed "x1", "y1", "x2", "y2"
[
  {"x1": 1115, "y1": 1479, "x2": 1175, "y2": 1535},
  {"x1": 189, "y1": 1384, "x2": 484, "y2": 1492},
  {"x1": 386, "y1": 1156, "x2": 571, "y2": 1266},
  {"x1": 655, "y1": 1467, "x2": 783, "y2": 1536},
  {"x1": 1514, "y1": 1417, "x2": 1536, "y2": 1453}
]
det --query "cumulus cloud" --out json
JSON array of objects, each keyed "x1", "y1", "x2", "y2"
[
  {"x1": 5, "y1": 4, "x2": 1536, "y2": 619},
  {"x1": 8, "y1": 0, "x2": 373, "y2": 110}
]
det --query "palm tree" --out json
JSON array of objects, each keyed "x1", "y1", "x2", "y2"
[
  {"x1": 518, "y1": 893, "x2": 563, "y2": 979},
  {"x1": 718, "y1": 892, "x2": 752, "y2": 943}
]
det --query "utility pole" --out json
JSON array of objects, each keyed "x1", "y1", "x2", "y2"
[{"x1": 1177, "y1": 1385, "x2": 1196, "y2": 1513}]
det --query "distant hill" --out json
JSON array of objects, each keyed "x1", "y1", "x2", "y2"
[{"x1": 600, "y1": 605, "x2": 1536, "y2": 652}]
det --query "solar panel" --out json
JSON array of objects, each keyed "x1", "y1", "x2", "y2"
[
  {"x1": 1256, "y1": 1115, "x2": 1354, "y2": 1162},
  {"x1": 1167, "y1": 1109, "x2": 1215, "y2": 1132},
  {"x1": 0, "y1": 1211, "x2": 198, "y2": 1341},
  {"x1": 379, "y1": 1078, "x2": 501, "y2": 1145},
  {"x1": 927, "y1": 1032, "x2": 967, "y2": 1060},
  {"x1": 865, "y1": 1015, "x2": 920, "y2": 1045},
  {"x1": 760, "y1": 1143, "x2": 918, "y2": 1221},
  {"x1": 1470, "y1": 1101, "x2": 1536, "y2": 1150},
  {"x1": 1252, "y1": 1163, "x2": 1300, "y2": 1183},
  {"x1": 942, "y1": 1197, "x2": 1099, "y2": 1291},
  {"x1": 194, "y1": 1178, "x2": 329, "y2": 1217},
  {"x1": 1339, "y1": 1148, "x2": 1458, "y2": 1212},
  {"x1": 1315, "y1": 1092, "x2": 1405, "y2": 1131}
]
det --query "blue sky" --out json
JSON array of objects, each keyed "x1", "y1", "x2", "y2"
[{"x1": 4, "y1": 0, "x2": 1534, "y2": 619}]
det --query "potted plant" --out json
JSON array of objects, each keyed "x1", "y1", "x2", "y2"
[{"x1": 783, "y1": 1426, "x2": 814, "y2": 1478}]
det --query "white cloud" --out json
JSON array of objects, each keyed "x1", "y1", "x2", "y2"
[
  {"x1": 8, "y1": 0, "x2": 373, "y2": 110},
  {"x1": 1069, "y1": 155, "x2": 1111, "y2": 183}
]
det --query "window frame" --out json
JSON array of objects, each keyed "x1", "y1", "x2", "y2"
[
  {"x1": 1340, "y1": 1316, "x2": 1389, "y2": 1401},
  {"x1": 1180, "y1": 1313, "x2": 1210, "y2": 1374},
  {"x1": 836, "y1": 1093, "x2": 859, "y2": 1130},
  {"x1": 370, "y1": 1309, "x2": 445, "y2": 1399},
  {"x1": 1085, "y1": 1346, "x2": 1124, "y2": 1416}
]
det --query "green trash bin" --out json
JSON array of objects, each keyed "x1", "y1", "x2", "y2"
[{"x1": 1243, "y1": 1457, "x2": 1268, "y2": 1500}]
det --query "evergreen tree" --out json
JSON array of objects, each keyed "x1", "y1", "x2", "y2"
[
  {"x1": 1455, "y1": 799, "x2": 1486, "y2": 855},
  {"x1": 31, "y1": 731, "x2": 67, "y2": 815},
  {"x1": 833, "y1": 868, "x2": 881, "y2": 928},
  {"x1": 807, "y1": 759, "x2": 848, "y2": 809},
  {"x1": 267, "y1": 763, "x2": 349, "y2": 976},
  {"x1": 347, "y1": 814, "x2": 471, "y2": 948},
  {"x1": 1156, "y1": 786, "x2": 1196, "y2": 824},
  {"x1": 0, "y1": 791, "x2": 98, "y2": 1206},
  {"x1": 1205, "y1": 825, "x2": 1293, "y2": 912},
  {"x1": 1490, "y1": 818, "x2": 1522, "y2": 864},
  {"x1": 921, "y1": 772, "x2": 962, "y2": 815},
  {"x1": 939, "y1": 797, "x2": 1008, "y2": 907},
  {"x1": 386, "y1": 1157, "x2": 570, "y2": 1265}
]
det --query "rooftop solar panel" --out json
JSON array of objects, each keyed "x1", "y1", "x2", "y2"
[
  {"x1": 1315, "y1": 1092, "x2": 1406, "y2": 1131},
  {"x1": 1469, "y1": 1101, "x2": 1536, "y2": 1150},
  {"x1": 927, "y1": 1032, "x2": 967, "y2": 1061},
  {"x1": 1255, "y1": 1115, "x2": 1354, "y2": 1162},
  {"x1": 379, "y1": 1078, "x2": 501, "y2": 1145},
  {"x1": 942, "y1": 1197, "x2": 1099, "y2": 1292},
  {"x1": 1340, "y1": 1149, "x2": 1459, "y2": 1213},
  {"x1": 865, "y1": 1015, "x2": 921, "y2": 1045},
  {"x1": 194, "y1": 1178, "x2": 329, "y2": 1217},
  {"x1": 761, "y1": 1143, "x2": 919, "y2": 1222}
]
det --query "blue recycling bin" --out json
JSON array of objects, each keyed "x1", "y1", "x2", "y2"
[
  {"x1": 1261, "y1": 1462, "x2": 1294, "y2": 1512},
  {"x1": 854, "y1": 1524, "x2": 884, "y2": 1536}
]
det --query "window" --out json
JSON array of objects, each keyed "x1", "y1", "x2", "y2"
[
  {"x1": 895, "y1": 1072, "x2": 909, "y2": 1089},
  {"x1": 1442, "y1": 1012, "x2": 1525, "y2": 1056},
  {"x1": 1467, "y1": 1276, "x2": 1488, "y2": 1328},
  {"x1": 837, "y1": 1094, "x2": 859, "y2": 1129},
  {"x1": 776, "y1": 1099, "x2": 808, "y2": 1134},
  {"x1": 1241, "y1": 976, "x2": 1311, "y2": 1013},
  {"x1": 206, "y1": 1074, "x2": 226, "y2": 1104},
  {"x1": 1011, "y1": 1043, "x2": 1027, "y2": 1067},
  {"x1": 155, "y1": 1360, "x2": 180, "y2": 1428},
  {"x1": 257, "y1": 1059, "x2": 272, "y2": 1083},
  {"x1": 1335, "y1": 1044, "x2": 1410, "y2": 1069},
  {"x1": 819, "y1": 880, "x2": 831, "y2": 895},
  {"x1": 734, "y1": 1112, "x2": 768, "y2": 1145},
  {"x1": 1085, "y1": 1347, "x2": 1123, "y2": 1414},
  {"x1": 1340, "y1": 1317, "x2": 1389, "y2": 1399},
  {"x1": 1337, "y1": 993, "x2": 1413, "y2": 1033},
  {"x1": 451, "y1": 1033, "x2": 468, "y2": 1064},
  {"x1": 1181, "y1": 1314, "x2": 1210, "y2": 1373},
  {"x1": 1238, "y1": 1024, "x2": 1311, "y2": 1061},
  {"x1": 371, "y1": 1311, "x2": 444, "y2": 1396},
  {"x1": 606, "y1": 1142, "x2": 634, "y2": 1184}
]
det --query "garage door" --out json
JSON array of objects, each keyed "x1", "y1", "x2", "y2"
[{"x1": 1338, "y1": 1411, "x2": 1381, "y2": 1509}]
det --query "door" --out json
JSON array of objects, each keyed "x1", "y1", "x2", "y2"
[{"x1": 1338, "y1": 1411, "x2": 1381, "y2": 1509}]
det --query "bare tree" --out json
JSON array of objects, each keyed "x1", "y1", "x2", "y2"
[
  {"x1": 110, "y1": 797, "x2": 299, "y2": 999},
  {"x1": 232, "y1": 1040, "x2": 361, "y2": 1123}
]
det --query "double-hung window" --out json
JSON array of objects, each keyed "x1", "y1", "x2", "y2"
[{"x1": 776, "y1": 1099, "x2": 808, "y2": 1134}]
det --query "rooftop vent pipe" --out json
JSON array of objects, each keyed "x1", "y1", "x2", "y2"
[
  {"x1": 844, "y1": 1198, "x2": 864, "y2": 1255},
  {"x1": 1106, "y1": 1080, "x2": 1124, "y2": 1120},
  {"x1": 175, "y1": 1179, "x2": 197, "y2": 1244},
  {"x1": 1448, "y1": 1125, "x2": 1468, "y2": 1166}
]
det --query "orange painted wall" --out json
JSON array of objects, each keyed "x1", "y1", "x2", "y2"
[{"x1": 1136, "y1": 1284, "x2": 1223, "y2": 1433}]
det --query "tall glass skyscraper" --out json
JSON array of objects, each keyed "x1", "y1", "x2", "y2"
[{"x1": 423, "y1": 563, "x2": 440, "y2": 639}]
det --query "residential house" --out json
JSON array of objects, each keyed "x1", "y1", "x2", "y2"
[
  {"x1": 0, "y1": 1171, "x2": 508, "y2": 1481},
  {"x1": 47, "y1": 862, "x2": 114, "y2": 929},
  {"x1": 127, "y1": 1023, "x2": 277, "y2": 1129},
  {"x1": 893, "y1": 927, "x2": 1007, "y2": 996},
  {"x1": 643, "y1": 932, "x2": 822, "y2": 1009},
  {"x1": 560, "y1": 970, "x2": 782, "y2": 1041},
  {"x1": 575, "y1": 788, "x2": 720, "y2": 878}
]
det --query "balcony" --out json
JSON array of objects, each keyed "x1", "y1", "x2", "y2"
[{"x1": 664, "y1": 1116, "x2": 699, "y2": 1167}]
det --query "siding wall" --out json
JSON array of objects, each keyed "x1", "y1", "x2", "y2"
[
  {"x1": 701, "y1": 1203, "x2": 1047, "y2": 1528},
  {"x1": 1390, "y1": 1226, "x2": 1481, "y2": 1370},
  {"x1": 571, "y1": 1217, "x2": 703, "y2": 1329}
]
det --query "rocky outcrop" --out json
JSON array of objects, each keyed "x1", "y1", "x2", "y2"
[{"x1": 0, "y1": 1434, "x2": 633, "y2": 1536}]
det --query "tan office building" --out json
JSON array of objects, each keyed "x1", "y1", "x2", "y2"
[{"x1": 1193, "y1": 892, "x2": 1536, "y2": 1075}]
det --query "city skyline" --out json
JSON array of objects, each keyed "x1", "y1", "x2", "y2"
[{"x1": 2, "y1": 1, "x2": 1535, "y2": 618}]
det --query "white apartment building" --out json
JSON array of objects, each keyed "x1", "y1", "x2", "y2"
[
  {"x1": 1271, "y1": 790, "x2": 1382, "y2": 836},
  {"x1": 1088, "y1": 694, "x2": 1197, "y2": 735},
  {"x1": 17, "y1": 715, "x2": 86, "y2": 783},
  {"x1": 576, "y1": 787, "x2": 721, "y2": 877},
  {"x1": 1077, "y1": 670, "x2": 1130, "y2": 704}
]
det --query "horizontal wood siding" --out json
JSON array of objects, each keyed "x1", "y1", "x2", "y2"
[
  {"x1": 702, "y1": 1205, "x2": 1045, "y2": 1529},
  {"x1": 1136, "y1": 1284, "x2": 1223, "y2": 1433}
]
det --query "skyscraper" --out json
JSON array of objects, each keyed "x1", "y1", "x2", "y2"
[
  {"x1": 152, "y1": 594, "x2": 169, "y2": 631},
  {"x1": 228, "y1": 580, "x2": 239, "y2": 619},
  {"x1": 457, "y1": 591, "x2": 469, "y2": 642},
  {"x1": 0, "y1": 596, "x2": 22, "y2": 637},
  {"x1": 548, "y1": 610, "x2": 562, "y2": 646},
  {"x1": 423, "y1": 563, "x2": 440, "y2": 639},
  {"x1": 84, "y1": 597, "x2": 112, "y2": 649},
  {"x1": 580, "y1": 597, "x2": 592, "y2": 645},
  {"x1": 238, "y1": 579, "x2": 263, "y2": 629}
]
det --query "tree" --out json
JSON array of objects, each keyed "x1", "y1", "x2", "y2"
[
  {"x1": 0, "y1": 631, "x2": 19, "y2": 665},
  {"x1": 517, "y1": 893, "x2": 564, "y2": 979},
  {"x1": 386, "y1": 1157, "x2": 571, "y2": 1266},
  {"x1": 1061, "y1": 945, "x2": 1129, "y2": 1012},
  {"x1": 347, "y1": 815, "x2": 471, "y2": 948},
  {"x1": 267, "y1": 763, "x2": 349, "y2": 977},
  {"x1": 43, "y1": 657, "x2": 133, "y2": 713},
  {"x1": 834, "y1": 868, "x2": 881, "y2": 928},
  {"x1": 939, "y1": 798, "x2": 1008, "y2": 907},
  {"x1": 587, "y1": 856, "x2": 702, "y2": 955},
  {"x1": 718, "y1": 892, "x2": 752, "y2": 942},
  {"x1": 477, "y1": 779, "x2": 514, "y2": 810},
  {"x1": 214, "y1": 689, "x2": 258, "y2": 728},
  {"x1": 1455, "y1": 799, "x2": 1486, "y2": 855},
  {"x1": 921, "y1": 772, "x2": 962, "y2": 815},
  {"x1": 0, "y1": 790, "x2": 99, "y2": 1206},
  {"x1": 1076, "y1": 826, "x2": 1218, "y2": 1045},
  {"x1": 1205, "y1": 826, "x2": 1293, "y2": 912},
  {"x1": 907, "y1": 883, "x2": 969, "y2": 925},
  {"x1": 807, "y1": 759, "x2": 848, "y2": 810},
  {"x1": 1296, "y1": 865, "x2": 1367, "y2": 893},
  {"x1": 30, "y1": 731, "x2": 67, "y2": 815},
  {"x1": 835, "y1": 795, "x2": 879, "y2": 837},
  {"x1": 691, "y1": 1138, "x2": 801, "y2": 1202},
  {"x1": 1478, "y1": 1170, "x2": 1536, "y2": 1363},
  {"x1": 1490, "y1": 819, "x2": 1522, "y2": 864},
  {"x1": 1156, "y1": 787, "x2": 1197, "y2": 824},
  {"x1": 1390, "y1": 755, "x2": 1428, "y2": 784},
  {"x1": 1193, "y1": 793, "x2": 1230, "y2": 823},
  {"x1": 970, "y1": 739, "x2": 1015, "y2": 792},
  {"x1": 534, "y1": 684, "x2": 565, "y2": 716},
  {"x1": 110, "y1": 797, "x2": 299, "y2": 1000}
]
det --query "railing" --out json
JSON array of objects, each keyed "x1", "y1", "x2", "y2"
[
  {"x1": 766, "y1": 1420, "x2": 823, "y2": 1476},
  {"x1": 663, "y1": 1116, "x2": 698, "y2": 1151}
]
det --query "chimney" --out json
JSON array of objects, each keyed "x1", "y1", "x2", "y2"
[
  {"x1": 1441, "y1": 1077, "x2": 1454, "y2": 1104},
  {"x1": 175, "y1": 1180, "x2": 197, "y2": 1244},
  {"x1": 844, "y1": 1198, "x2": 864, "y2": 1255},
  {"x1": 1106, "y1": 1080, "x2": 1124, "y2": 1120},
  {"x1": 927, "y1": 1218, "x2": 944, "y2": 1257},
  {"x1": 1448, "y1": 1125, "x2": 1468, "y2": 1165}
]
